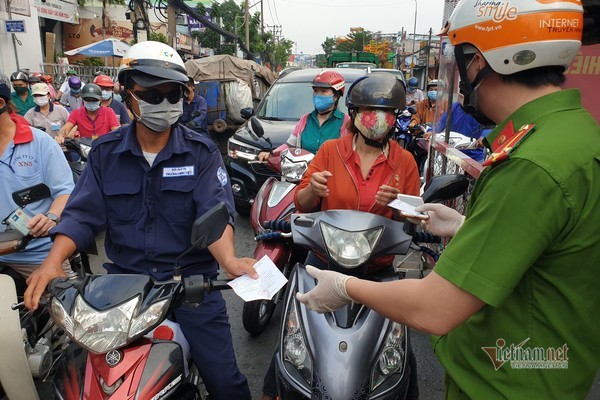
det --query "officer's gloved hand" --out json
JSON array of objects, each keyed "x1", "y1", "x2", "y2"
[
  {"x1": 412, "y1": 203, "x2": 465, "y2": 238},
  {"x1": 296, "y1": 265, "x2": 357, "y2": 313},
  {"x1": 186, "y1": 121, "x2": 197, "y2": 129}
]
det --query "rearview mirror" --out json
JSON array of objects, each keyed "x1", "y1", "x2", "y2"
[
  {"x1": 190, "y1": 202, "x2": 230, "y2": 249},
  {"x1": 421, "y1": 174, "x2": 469, "y2": 204},
  {"x1": 240, "y1": 107, "x2": 254, "y2": 120},
  {"x1": 12, "y1": 184, "x2": 51, "y2": 208},
  {"x1": 248, "y1": 116, "x2": 265, "y2": 140}
]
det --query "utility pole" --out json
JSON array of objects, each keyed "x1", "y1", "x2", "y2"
[
  {"x1": 168, "y1": 2, "x2": 176, "y2": 49},
  {"x1": 425, "y1": 27, "x2": 432, "y2": 83},
  {"x1": 245, "y1": 0, "x2": 250, "y2": 52},
  {"x1": 260, "y1": 0, "x2": 264, "y2": 35}
]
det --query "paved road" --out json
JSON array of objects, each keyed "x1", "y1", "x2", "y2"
[{"x1": 34, "y1": 212, "x2": 599, "y2": 399}]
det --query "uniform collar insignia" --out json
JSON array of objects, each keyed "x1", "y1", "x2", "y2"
[{"x1": 483, "y1": 121, "x2": 535, "y2": 167}]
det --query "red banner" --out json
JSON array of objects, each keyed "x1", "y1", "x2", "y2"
[{"x1": 564, "y1": 44, "x2": 600, "y2": 123}]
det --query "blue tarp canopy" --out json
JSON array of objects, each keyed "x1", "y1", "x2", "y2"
[{"x1": 64, "y1": 38, "x2": 132, "y2": 57}]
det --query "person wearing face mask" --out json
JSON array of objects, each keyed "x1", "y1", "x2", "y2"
[
  {"x1": 406, "y1": 76, "x2": 424, "y2": 106},
  {"x1": 257, "y1": 70, "x2": 351, "y2": 162},
  {"x1": 56, "y1": 69, "x2": 85, "y2": 100},
  {"x1": 0, "y1": 71, "x2": 75, "y2": 296},
  {"x1": 10, "y1": 71, "x2": 35, "y2": 116},
  {"x1": 24, "y1": 41, "x2": 257, "y2": 400},
  {"x1": 293, "y1": 1, "x2": 600, "y2": 399},
  {"x1": 23, "y1": 83, "x2": 70, "y2": 137},
  {"x1": 56, "y1": 83, "x2": 119, "y2": 143},
  {"x1": 59, "y1": 76, "x2": 84, "y2": 111},
  {"x1": 259, "y1": 73, "x2": 421, "y2": 400},
  {"x1": 94, "y1": 74, "x2": 131, "y2": 125},
  {"x1": 409, "y1": 79, "x2": 439, "y2": 136}
]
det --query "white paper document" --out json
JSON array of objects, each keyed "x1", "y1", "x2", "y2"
[
  {"x1": 387, "y1": 194, "x2": 426, "y2": 217},
  {"x1": 227, "y1": 255, "x2": 288, "y2": 302}
]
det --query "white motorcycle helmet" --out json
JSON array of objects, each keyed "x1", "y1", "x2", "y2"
[
  {"x1": 118, "y1": 41, "x2": 188, "y2": 88},
  {"x1": 447, "y1": 0, "x2": 583, "y2": 75}
]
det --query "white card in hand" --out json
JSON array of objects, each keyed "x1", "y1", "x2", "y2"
[
  {"x1": 227, "y1": 255, "x2": 288, "y2": 302},
  {"x1": 387, "y1": 194, "x2": 426, "y2": 217}
]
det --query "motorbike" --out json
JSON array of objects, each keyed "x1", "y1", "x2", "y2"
[
  {"x1": 273, "y1": 174, "x2": 468, "y2": 399},
  {"x1": 243, "y1": 140, "x2": 313, "y2": 335},
  {"x1": 0, "y1": 183, "x2": 89, "y2": 400},
  {"x1": 393, "y1": 107, "x2": 416, "y2": 149},
  {"x1": 24, "y1": 202, "x2": 231, "y2": 400}
]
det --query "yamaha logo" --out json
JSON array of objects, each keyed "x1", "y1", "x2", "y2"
[
  {"x1": 106, "y1": 350, "x2": 122, "y2": 367},
  {"x1": 294, "y1": 148, "x2": 302, "y2": 155}
]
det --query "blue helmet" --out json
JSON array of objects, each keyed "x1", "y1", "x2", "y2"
[{"x1": 407, "y1": 77, "x2": 419, "y2": 93}]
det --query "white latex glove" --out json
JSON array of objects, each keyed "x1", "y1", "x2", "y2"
[
  {"x1": 295, "y1": 265, "x2": 357, "y2": 313},
  {"x1": 411, "y1": 203, "x2": 465, "y2": 238}
]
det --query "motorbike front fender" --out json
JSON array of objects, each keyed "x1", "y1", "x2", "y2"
[
  {"x1": 0, "y1": 275, "x2": 40, "y2": 400},
  {"x1": 54, "y1": 340, "x2": 186, "y2": 400},
  {"x1": 277, "y1": 266, "x2": 409, "y2": 400},
  {"x1": 254, "y1": 241, "x2": 292, "y2": 270}
]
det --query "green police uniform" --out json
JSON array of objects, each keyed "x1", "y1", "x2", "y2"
[{"x1": 432, "y1": 89, "x2": 600, "y2": 399}]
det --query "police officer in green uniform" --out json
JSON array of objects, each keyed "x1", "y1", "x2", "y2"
[{"x1": 291, "y1": 0, "x2": 600, "y2": 399}]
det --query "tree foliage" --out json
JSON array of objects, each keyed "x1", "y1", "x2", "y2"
[
  {"x1": 191, "y1": 1, "x2": 292, "y2": 69},
  {"x1": 321, "y1": 27, "x2": 374, "y2": 53}
]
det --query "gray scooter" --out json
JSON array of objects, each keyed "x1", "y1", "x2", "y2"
[{"x1": 274, "y1": 175, "x2": 468, "y2": 399}]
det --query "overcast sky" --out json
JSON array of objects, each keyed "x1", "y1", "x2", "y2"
[{"x1": 257, "y1": 0, "x2": 446, "y2": 54}]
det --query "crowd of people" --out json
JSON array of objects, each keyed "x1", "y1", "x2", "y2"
[
  {"x1": 5, "y1": 67, "x2": 208, "y2": 142},
  {"x1": 0, "y1": 0, "x2": 598, "y2": 399}
]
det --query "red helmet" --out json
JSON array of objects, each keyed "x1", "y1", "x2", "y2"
[
  {"x1": 93, "y1": 74, "x2": 115, "y2": 88},
  {"x1": 43, "y1": 74, "x2": 53, "y2": 84},
  {"x1": 312, "y1": 70, "x2": 345, "y2": 96}
]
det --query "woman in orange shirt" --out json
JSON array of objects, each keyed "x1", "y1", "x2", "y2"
[{"x1": 295, "y1": 73, "x2": 420, "y2": 218}]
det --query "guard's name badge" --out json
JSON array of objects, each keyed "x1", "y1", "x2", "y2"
[{"x1": 163, "y1": 166, "x2": 194, "y2": 177}]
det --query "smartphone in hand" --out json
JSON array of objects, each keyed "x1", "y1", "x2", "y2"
[{"x1": 387, "y1": 194, "x2": 428, "y2": 218}]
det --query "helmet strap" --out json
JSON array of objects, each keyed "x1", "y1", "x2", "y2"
[{"x1": 358, "y1": 131, "x2": 389, "y2": 149}]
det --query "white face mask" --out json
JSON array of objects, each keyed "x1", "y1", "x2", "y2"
[
  {"x1": 101, "y1": 90, "x2": 112, "y2": 101},
  {"x1": 135, "y1": 97, "x2": 183, "y2": 132},
  {"x1": 34, "y1": 97, "x2": 49, "y2": 107}
]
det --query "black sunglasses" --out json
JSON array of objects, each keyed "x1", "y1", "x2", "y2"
[{"x1": 132, "y1": 88, "x2": 183, "y2": 105}]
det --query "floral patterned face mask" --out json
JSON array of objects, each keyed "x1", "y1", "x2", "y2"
[{"x1": 355, "y1": 110, "x2": 396, "y2": 140}]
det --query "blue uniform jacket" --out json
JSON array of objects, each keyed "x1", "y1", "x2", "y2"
[
  {"x1": 181, "y1": 95, "x2": 208, "y2": 132},
  {"x1": 54, "y1": 123, "x2": 235, "y2": 281}
]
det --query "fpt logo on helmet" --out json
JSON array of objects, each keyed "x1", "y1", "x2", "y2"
[
  {"x1": 474, "y1": 1, "x2": 518, "y2": 23},
  {"x1": 161, "y1": 51, "x2": 174, "y2": 58},
  {"x1": 373, "y1": 92, "x2": 392, "y2": 99}
]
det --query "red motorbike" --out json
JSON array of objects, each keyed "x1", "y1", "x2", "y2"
[
  {"x1": 7, "y1": 203, "x2": 231, "y2": 400},
  {"x1": 242, "y1": 128, "x2": 313, "y2": 335}
]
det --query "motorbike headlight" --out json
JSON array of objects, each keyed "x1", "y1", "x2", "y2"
[
  {"x1": 319, "y1": 221, "x2": 383, "y2": 268},
  {"x1": 371, "y1": 323, "x2": 406, "y2": 391},
  {"x1": 280, "y1": 149, "x2": 313, "y2": 181},
  {"x1": 282, "y1": 300, "x2": 312, "y2": 385},
  {"x1": 280, "y1": 157, "x2": 308, "y2": 181},
  {"x1": 51, "y1": 295, "x2": 170, "y2": 354},
  {"x1": 227, "y1": 137, "x2": 261, "y2": 161}
]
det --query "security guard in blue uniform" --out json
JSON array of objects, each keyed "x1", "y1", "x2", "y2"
[{"x1": 24, "y1": 41, "x2": 257, "y2": 400}]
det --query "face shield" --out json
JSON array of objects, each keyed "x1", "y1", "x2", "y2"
[{"x1": 432, "y1": 38, "x2": 495, "y2": 141}]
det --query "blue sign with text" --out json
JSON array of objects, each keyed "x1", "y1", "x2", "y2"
[{"x1": 5, "y1": 20, "x2": 25, "y2": 33}]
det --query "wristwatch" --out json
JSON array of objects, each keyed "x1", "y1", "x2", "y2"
[{"x1": 46, "y1": 212, "x2": 59, "y2": 223}]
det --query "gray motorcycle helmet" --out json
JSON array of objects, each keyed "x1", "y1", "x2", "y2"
[
  {"x1": 345, "y1": 73, "x2": 406, "y2": 112},
  {"x1": 10, "y1": 71, "x2": 29, "y2": 83},
  {"x1": 80, "y1": 83, "x2": 102, "y2": 100}
]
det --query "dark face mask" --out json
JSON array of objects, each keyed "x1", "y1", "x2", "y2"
[
  {"x1": 14, "y1": 86, "x2": 28, "y2": 94},
  {"x1": 456, "y1": 46, "x2": 495, "y2": 126}
]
